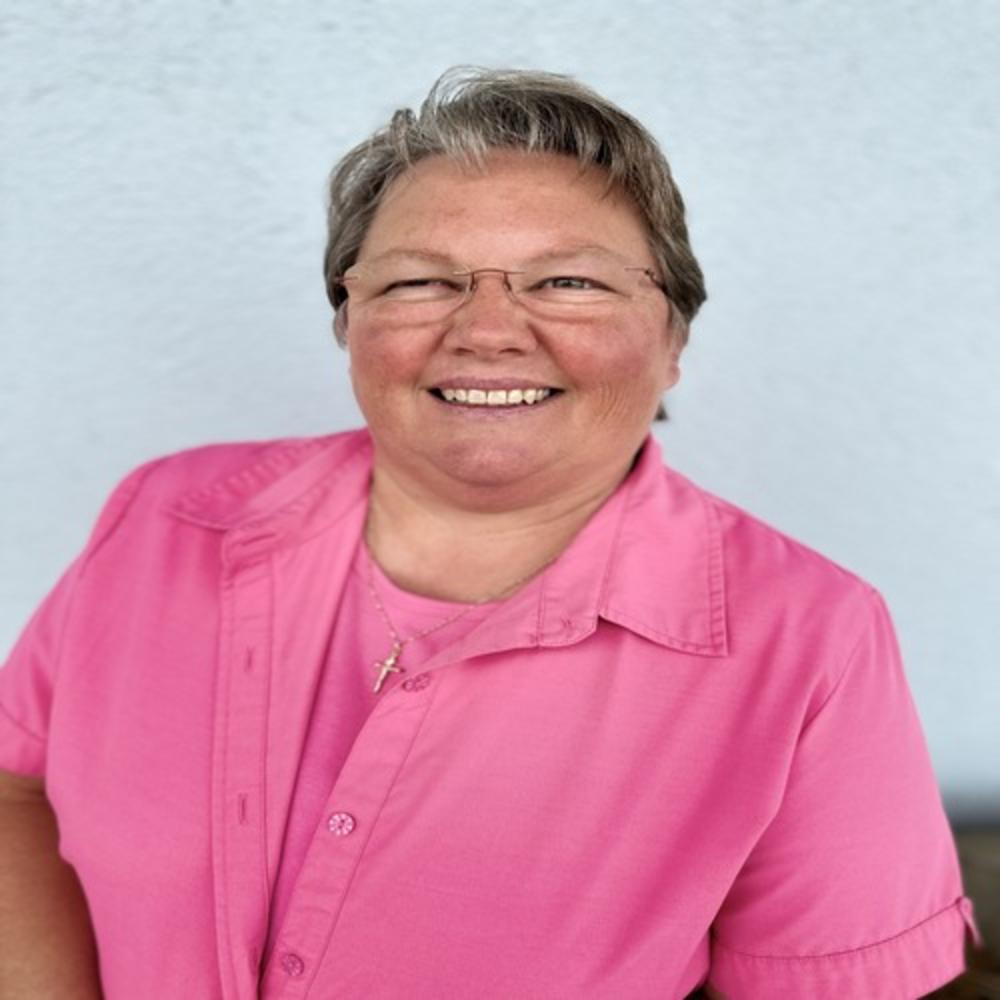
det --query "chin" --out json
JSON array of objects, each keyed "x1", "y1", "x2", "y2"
[{"x1": 433, "y1": 439, "x2": 551, "y2": 490}]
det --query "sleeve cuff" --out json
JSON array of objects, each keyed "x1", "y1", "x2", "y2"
[
  {"x1": 0, "y1": 701, "x2": 47, "y2": 777},
  {"x1": 709, "y1": 897, "x2": 979, "y2": 1000}
]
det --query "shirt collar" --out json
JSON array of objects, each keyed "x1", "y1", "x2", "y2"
[
  {"x1": 168, "y1": 432, "x2": 373, "y2": 570},
  {"x1": 570, "y1": 435, "x2": 728, "y2": 656},
  {"x1": 464, "y1": 435, "x2": 728, "y2": 659},
  {"x1": 168, "y1": 430, "x2": 728, "y2": 658}
]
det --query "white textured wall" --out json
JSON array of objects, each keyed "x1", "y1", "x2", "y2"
[{"x1": 2, "y1": 1, "x2": 997, "y2": 821}]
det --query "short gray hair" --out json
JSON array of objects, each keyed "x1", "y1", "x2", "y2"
[{"x1": 323, "y1": 67, "x2": 706, "y2": 348}]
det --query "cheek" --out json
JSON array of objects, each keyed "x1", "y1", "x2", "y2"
[
  {"x1": 562, "y1": 326, "x2": 670, "y2": 397},
  {"x1": 347, "y1": 328, "x2": 426, "y2": 392}
]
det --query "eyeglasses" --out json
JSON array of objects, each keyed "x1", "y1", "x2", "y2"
[{"x1": 331, "y1": 253, "x2": 670, "y2": 326}]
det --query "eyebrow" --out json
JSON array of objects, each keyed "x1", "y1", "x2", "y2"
[{"x1": 357, "y1": 243, "x2": 638, "y2": 268}]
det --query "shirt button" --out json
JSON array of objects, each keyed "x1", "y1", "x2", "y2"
[
  {"x1": 327, "y1": 811, "x2": 356, "y2": 836},
  {"x1": 402, "y1": 672, "x2": 432, "y2": 692},
  {"x1": 280, "y1": 952, "x2": 305, "y2": 977}
]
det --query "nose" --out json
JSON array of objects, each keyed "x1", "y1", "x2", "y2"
[{"x1": 443, "y1": 270, "x2": 537, "y2": 356}]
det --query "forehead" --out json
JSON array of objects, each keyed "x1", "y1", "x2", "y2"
[{"x1": 359, "y1": 150, "x2": 652, "y2": 262}]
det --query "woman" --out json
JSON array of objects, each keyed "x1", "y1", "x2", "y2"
[{"x1": 0, "y1": 68, "x2": 977, "y2": 999}]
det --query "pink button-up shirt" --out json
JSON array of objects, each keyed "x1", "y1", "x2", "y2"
[{"x1": 0, "y1": 430, "x2": 975, "y2": 998}]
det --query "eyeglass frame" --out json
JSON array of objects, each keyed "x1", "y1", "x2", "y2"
[{"x1": 329, "y1": 262, "x2": 673, "y2": 327}]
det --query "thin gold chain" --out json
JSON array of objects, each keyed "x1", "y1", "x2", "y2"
[
  {"x1": 363, "y1": 539, "x2": 561, "y2": 693},
  {"x1": 363, "y1": 545, "x2": 490, "y2": 648}
]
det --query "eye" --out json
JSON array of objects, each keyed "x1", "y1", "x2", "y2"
[
  {"x1": 532, "y1": 274, "x2": 620, "y2": 296},
  {"x1": 379, "y1": 277, "x2": 465, "y2": 298},
  {"x1": 539, "y1": 275, "x2": 601, "y2": 291}
]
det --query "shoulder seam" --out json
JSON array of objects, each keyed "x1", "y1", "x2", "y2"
[
  {"x1": 80, "y1": 457, "x2": 172, "y2": 571},
  {"x1": 798, "y1": 583, "x2": 882, "y2": 733}
]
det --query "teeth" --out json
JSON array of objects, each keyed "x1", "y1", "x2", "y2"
[{"x1": 436, "y1": 387, "x2": 553, "y2": 407}]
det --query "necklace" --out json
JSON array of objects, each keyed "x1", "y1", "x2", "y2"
[{"x1": 364, "y1": 541, "x2": 560, "y2": 693}]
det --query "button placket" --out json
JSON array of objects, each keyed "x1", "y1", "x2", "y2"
[
  {"x1": 261, "y1": 683, "x2": 437, "y2": 996},
  {"x1": 213, "y1": 557, "x2": 275, "y2": 1000}
]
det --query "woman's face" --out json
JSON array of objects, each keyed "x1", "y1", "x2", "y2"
[{"x1": 343, "y1": 150, "x2": 680, "y2": 508}]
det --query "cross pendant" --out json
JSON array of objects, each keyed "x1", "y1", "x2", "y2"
[{"x1": 372, "y1": 641, "x2": 404, "y2": 693}]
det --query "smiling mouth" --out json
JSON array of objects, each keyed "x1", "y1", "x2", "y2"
[{"x1": 429, "y1": 387, "x2": 563, "y2": 408}]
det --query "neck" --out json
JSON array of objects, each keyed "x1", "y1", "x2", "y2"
[{"x1": 365, "y1": 454, "x2": 638, "y2": 603}]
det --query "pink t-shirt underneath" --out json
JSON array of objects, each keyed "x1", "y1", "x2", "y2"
[{"x1": 265, "y1": 542, "x2": 499, "y2": 962}]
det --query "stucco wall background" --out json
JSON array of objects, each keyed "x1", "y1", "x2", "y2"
[{"x1": 1, "y1": 1, "x2": 997, "y2": 822}]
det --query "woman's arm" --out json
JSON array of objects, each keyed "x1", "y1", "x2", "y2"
[{"x1": 0, "y1": 769, "x2": 103, "y2": 999}]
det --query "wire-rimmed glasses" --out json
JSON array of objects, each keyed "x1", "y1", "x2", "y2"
[{"x1": 330, "y1": 250, "x2": 670, "y2": 326}]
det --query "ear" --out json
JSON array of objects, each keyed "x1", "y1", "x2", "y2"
[
  {"x1": 656, "y1": 302, "x2": 683, "y2": 391},
  {"x1": 657, "y1": 325, "x2": 682, "y2": 393},
  {"x1": 333, "y1": 302, "x2": 349, "y2": 346},
  {"x1": 662, "y1": 348, "x2": 681, "y2": 392}
]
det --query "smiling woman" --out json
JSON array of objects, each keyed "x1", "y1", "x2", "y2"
[{"x1": 0, "y1": 67, "x2": 978, "y2": 999}]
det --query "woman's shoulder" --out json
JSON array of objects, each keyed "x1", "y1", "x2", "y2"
[
  {"x1": 82, "y1": 428, "x2": 370, "y2": 552},
  {"x1": 116, "y1": 427, "x2": 368, "y2": 497},
  {"x1": 659, "y1": 462, "x2": 877, "y2": 612},
  {"x1": 141, "y1": 428, "x2": 366, "y2": 489}
]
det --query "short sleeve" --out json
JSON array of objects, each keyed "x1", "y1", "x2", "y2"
[
  {"x1": 708, "y1": 589, "x2": 979, "y2": 999},
  {"x1": 0, "y1": 460, "x2": 159, "y2": 778}
]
